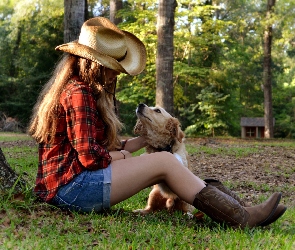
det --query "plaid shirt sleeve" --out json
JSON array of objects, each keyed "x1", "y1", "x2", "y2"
[{"x1": 60, "y1": 82, "x2": 112, "y2": 170}]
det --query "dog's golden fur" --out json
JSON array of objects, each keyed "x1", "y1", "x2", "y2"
[{"x1": 133, "y1": 103, "x2": 194, "y2": 215}]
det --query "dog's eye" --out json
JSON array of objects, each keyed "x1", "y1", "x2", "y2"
[{"x1": 154, "y1": 109, "x2": 161, "y2": 113}]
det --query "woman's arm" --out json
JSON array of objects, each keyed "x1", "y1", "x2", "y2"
[
  {"x1": 109, "y1": 149, "x2": 131, "y2": 161},
  {"x1": 109, "y1": 137, "x2": 146, "y2": 162},
  {"x1": 123, "y1": 136, "x2": 147, "y2": 153}
]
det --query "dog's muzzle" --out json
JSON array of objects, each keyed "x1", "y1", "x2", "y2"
[{"x1": 136, "y1": 103, "x2": 146, "y2": 113}]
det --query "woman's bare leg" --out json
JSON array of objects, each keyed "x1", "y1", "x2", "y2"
[{"x1": 110, "y1": 151, "x2": 206, "y2": 206}]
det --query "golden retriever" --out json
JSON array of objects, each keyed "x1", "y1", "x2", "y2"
[{"x1": 133, "y1": 103, "x2": 195, "y2": 215}]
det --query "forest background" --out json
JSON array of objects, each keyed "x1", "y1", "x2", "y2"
[{"x1": 0, "y1": 0, "x2": 295, "y2": 138}]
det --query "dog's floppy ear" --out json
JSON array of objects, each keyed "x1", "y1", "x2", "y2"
[
  {"x1": 165, "y1": 118, "x2": 184, "y2": 143},
  {"x1": 134, "y1": 119, "x2": 147, "y2": 136}
]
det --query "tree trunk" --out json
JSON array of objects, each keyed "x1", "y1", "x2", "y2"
[
  {"x1": 9, "y1": 26, "x2": 22, "y2": 77},
  {"x1": 0, "y1": 147, "x2": 25, "y2": 194},
  {"x1": 110, "y1": 0, "x2": 123, "y2": 25},
  {"x1": 263, "y1": 0, "x2": 276, "y2": 138},
  {"x1": 156, "y1": 0, "x2": 177, "y2": 115},
  {"x1": 64, "y1": 0, "x2": 86, "y2": 43}
]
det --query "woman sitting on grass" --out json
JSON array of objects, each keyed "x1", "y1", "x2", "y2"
[{"x1": 28, "y1": 17, "x2": 286, "y2": 229}]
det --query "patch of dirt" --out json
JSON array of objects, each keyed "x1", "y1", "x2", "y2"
[{"x1": 187, "y1": 138, "x2": 295, "y2": 207}]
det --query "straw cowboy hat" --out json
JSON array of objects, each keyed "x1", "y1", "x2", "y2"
[{"x1": 55, "y1": 17, "x2": 146, "y2": 76}]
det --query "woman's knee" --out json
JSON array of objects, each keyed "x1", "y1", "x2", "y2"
[
  {"x1": 154, "y1": 151, "x2": 173, "y2": 159},
  {"x1": 149, "y1": 151, "x2": 183, "y2": 170}
]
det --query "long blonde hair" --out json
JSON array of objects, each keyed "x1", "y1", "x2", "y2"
[{"x1": 28, "y1": 54, "x2": 123, "y2": 150}]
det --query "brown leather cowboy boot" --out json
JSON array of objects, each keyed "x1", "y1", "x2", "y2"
[
  {"x1": 259, "y1": 204, "x2": 287, "y2": 226},
  {"x1": 204, "y1": 179, "x2": 249, "y2": 206},
  {"x1": 193, "y1": 184, "x2": 281, "y2": 229},
  {"x1": 204, "y1": 178, "x2": 287, "y2": 226}
]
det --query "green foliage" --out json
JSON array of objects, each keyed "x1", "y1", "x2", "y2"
[
  {"x1": 0, "y1": 0, "x2": 295, "y2": 137},
  {"x1": 183, "y1": 86, "x2": 229, "y2": 137},
  {"x1": 0, "y1": 0, "x2": 64, "y2": 124}
]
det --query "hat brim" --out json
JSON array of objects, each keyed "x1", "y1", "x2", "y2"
[{"x1": 56, "y1": 31, "x2": 146, "y2": 76}]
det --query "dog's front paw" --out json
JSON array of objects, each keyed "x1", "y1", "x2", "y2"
[
  {"x1": 186, "y1": 212, "x2": 194, "y2": 219},
  {"x1": 133, "y1": 208, "x2": 153, "y2": 215}
]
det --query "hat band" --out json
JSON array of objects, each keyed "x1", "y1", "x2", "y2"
[{"x1": 117, "y1": 51, "x2": 127, "y2": 62}]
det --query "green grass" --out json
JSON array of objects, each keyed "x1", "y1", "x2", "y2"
[
  {"x1": 1, "y1": 143, "x2": 38, "y2": 185},
  {"x1": 1, "y1": 134, "x2": 295, "y2": 249},
  {"x1": 186, "y1": 144, "x2": 260, "y2": 157},
  {"x1": 0, "y1": 132, "x2": 32, "y2": 141},
  {"x1": 1, "y1": 192, "x2": 295, "y2": 249},
  {"x1": 251, "y1": 140, "x2": 295, "y2": 148}
]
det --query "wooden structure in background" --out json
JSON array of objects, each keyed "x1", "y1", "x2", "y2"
[{"x1": 240, "y1": 117, "x2": 275, "y2": 138}]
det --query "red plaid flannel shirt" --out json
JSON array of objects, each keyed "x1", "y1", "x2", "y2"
[{"x1": 34, "y1": 77, "x2": 112, "y2": 202}]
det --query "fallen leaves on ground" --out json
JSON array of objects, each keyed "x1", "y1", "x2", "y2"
[{"x1": 187, "y1": 138, "x2": 295, "y2": 206}]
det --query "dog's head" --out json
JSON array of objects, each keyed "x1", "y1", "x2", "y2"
[{"x1": 134, "y1": 103, "x2": 184, "y2": 149}]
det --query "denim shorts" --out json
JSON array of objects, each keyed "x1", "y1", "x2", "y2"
[{"x1": 50, "y1": 165, "x2": 112, "y2": 213}]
